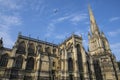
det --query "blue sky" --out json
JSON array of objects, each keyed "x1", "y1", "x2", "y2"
[{"x1": 0, "y1": 0, "x2": 120, "y2": 60}]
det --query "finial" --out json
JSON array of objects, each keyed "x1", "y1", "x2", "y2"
[
  {"x1": 0, "y1": 37, "x2": 3, "y2": 47},
  {"x1": 88, "y1": 32, "x2": 91, "y2": 39},
  {"x1": 101, "y1": 31, "x2": 105, "y2": 37}
]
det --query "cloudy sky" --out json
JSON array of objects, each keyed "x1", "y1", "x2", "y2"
[{"x1": 0, "y1": 0, "x2": 120, "y2": 60}]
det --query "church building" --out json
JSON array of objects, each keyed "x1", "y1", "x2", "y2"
[{"x1": 0, "y1": 6, "x2": 120, "y2": 80}]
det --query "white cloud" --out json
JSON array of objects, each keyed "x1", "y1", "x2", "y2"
[
  {"x1": 28, "y1": 0, "x2": 45, "y2": 13},
  {"x1": 0, "y1": 0, "x2": 46, "y2": 48},
  {"x1": 0, "y1": 32, "x2": 14, "y2": 47},
  {"x1": 0, "y1": 15, "x2": 21, "y2": 26},
  {"x1": 54, "y1": 13, "x2": 88, "y2": 25},
  {"x1": 0, "y1": 0, "x2": 24, "y2": 48},
  {"x1": 57, "y1": 16, "x2": 71, "y2": 22},
  {"x1": 108, "y1": 29, "x2": 120, "y2": 37},
  {"x1": 109, "y1": 17, "x2": 120, "y2": 22},
  {"x1": 0, "y1": 0, "x2": 22, "y2": 10},
  {"x1": 84, "y1": 21, "x2": 89, "y2": 24},
  {"x1": 45, "y1": 12, "x2": 88, "y2": 38},
  {"x1": 75, "y1": 31, "x2": 82, "y2": 36},
  {"x1": 47, "y1": 23, "x2": 55, "y2": 32},
  {"x1": 111, "y1": 43, "x2": 120, "y2": 49},
  {"x1": 75, "y1": 30, "x2": 88, "y2": 37},
  {"x1": 55, "y1": 35, "x2": 65, "y2": 39},
  {"x1": 70, "y1": 13, "x2": 88, "y2": 24},
  {"x1": 55, "y1": 32, "x2": 70, "y2": 40},
  {"x1": 45, "y1": 23, "x2": 56, "y2": 37},
  {"x1": 0, "y1": 14, "x2": 22, "y2": 47}
]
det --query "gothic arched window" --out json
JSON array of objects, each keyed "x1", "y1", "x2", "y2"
[
  {"x1": 68, "y1": 58, "x2": 73, "y2": 72},
  {"x1": 45, "y1": 47, "x2": 51, "y2": 53},
  {"x1": 37, "y1": 45, "x2": 43, "y2": 53},
  {"x1": 14, "y1": 56, "x2": 23, "y2": 69},
  {"x1": 16, "y1": 41, "x2": 26, "y2": 54},
  {"x1": 0, "y1": 54, "x2": 9, "y2": 67},
  {"x1": 53, "y1": 48, "x2": 56, "y2": 54},
  {"x1": 26, "y1": 57, "x2": 34, "y2": 70},
  {"x1": 28, "y1": 43, "x2": 35, "y2": 56}
]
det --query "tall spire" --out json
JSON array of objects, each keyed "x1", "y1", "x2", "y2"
[{"x1": 88, "y1": 5, "x2": 100, "y2": 35}]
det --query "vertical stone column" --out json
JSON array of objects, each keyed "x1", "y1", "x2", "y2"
[
  {"x1": 36, "y1": 58, "x2": 40, "y2": 80},
  {"x1": 81, "y1": 48, "x2": 90, "y2": 80},
  {"x1": 61, "y1": 50, "x2": 64, "y2": 79},
  {"x1": 64, "y1": 47, "x2": 68, "y2": 80},
  {"x1": 73, "y1": 44, "x2": 79, "y2": 80},
  {"x1": 72, "y1": 36, "x2": 79, "y2": 80},
  {"x1": 23, "y1": 41, "x2": 28, "y2": 70},
  {"x1": 90, "y1": 58, "x2": 96, "y2": 80}
]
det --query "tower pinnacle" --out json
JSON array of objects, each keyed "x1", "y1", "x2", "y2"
[
  {"x1": 0, "y1": 37, "x2": 3, "y2": 48},
  {"x1": 88, "y1": 5, "x2": 100, "y2": 35}
]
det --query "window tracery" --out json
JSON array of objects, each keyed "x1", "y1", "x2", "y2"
[
  {"x1": 14, "y1": 56, "x2": 23, "y2": 69},
  {"x1": 26, "y1": 57, "x2": 34, "y2": 70},
  {"x1": 16, "y1": 41, "x2": 26, "y2": 54},
  {"x1": 0, "y1": 54, "x2": 9, "y2": 67},
  {"x1": 28, "y1": 43, "x2": 35, "y2": 56}
]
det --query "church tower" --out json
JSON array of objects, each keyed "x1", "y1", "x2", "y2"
[
  {"x1": 88, "y1": 5, "x2": 111, "y2": 56},
  {"x1": 88, "y1": 5, "x2": 120, "y2": 80}
]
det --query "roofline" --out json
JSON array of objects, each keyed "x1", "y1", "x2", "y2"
[
  {"x1": 59, "y1": 34, "x2": 82, "y2": 46},
  {"x1": 18, "y1": 35, "x2": 58, "y2": 47},
  {"x1": 18, "y1": 34, "x2": 82, "y2": 47}
]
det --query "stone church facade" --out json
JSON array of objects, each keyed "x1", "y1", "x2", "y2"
[{"x1": 0, "y1": 6, "x2": 120, "y2": 80}]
